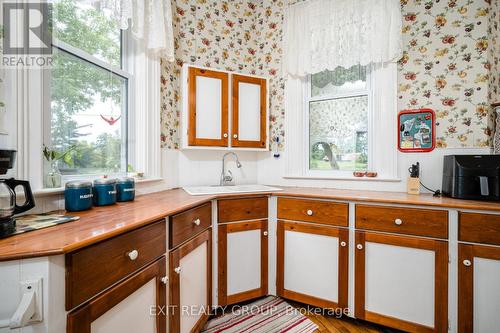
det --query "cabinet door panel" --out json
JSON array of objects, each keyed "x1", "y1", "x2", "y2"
[
  {"x1": 277, "y1": 221, "x2": 348, "y2": 310},
  {"x1": 227, "y1": 229, "x2": 262, "y2": 295},
  {"x1": 188, "y1": 67, "x2": 228, "y2": 147},
  {"x1": 355, "y1": 232, "x2": 448, "y2": 333},
  {"x1": 285, "y1": 231, "x2": 339, "y2": 302},
  {"x1": 67, "y1": 257, "x2": 166, "y2": 333},
  {"x1": 218, "y1": 220, "x2": 268, "y2": 305},
  {"x1": 231, "y1": 74, "x2": 267, "y2": 148},
  {"x1": 365, "y1": 242, "x2": 435, "y2": 327},
  {"x1": 170, "y1": 229, "x2": 212, "y2": 333},
  {"x1": 91, "y1": 279, "x2": 157, "y2": 333},
  {"x1": 459, "y1": 244, "x2": 500, "y2": 333}
]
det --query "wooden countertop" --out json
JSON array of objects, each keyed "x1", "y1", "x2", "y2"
[{"x1": 0, "y1": 186, "x2": 498, "y2": 261}]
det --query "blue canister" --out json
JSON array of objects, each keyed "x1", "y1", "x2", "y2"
[
  {"x1": 93, "y1": 178, "x2": 117, "y2": 206},
  {"x1": 65, "y1": 181, "x2": 93, "y2": 212},
  {"x1": 116, "y1": 177, "x2": 135, "y2": 202}
]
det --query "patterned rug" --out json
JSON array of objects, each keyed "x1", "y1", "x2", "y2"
[{"x1": 202, "y1": 296, "x2": 318, "y2": 333}]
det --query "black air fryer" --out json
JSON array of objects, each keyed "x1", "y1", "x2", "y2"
[{"x1": 442, "y1": 155, "x2": 500, "y2": 201}]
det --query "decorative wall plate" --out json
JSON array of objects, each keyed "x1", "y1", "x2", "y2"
[{"x1": 398, "y1": 108, "x2": 435, "y2": 153}]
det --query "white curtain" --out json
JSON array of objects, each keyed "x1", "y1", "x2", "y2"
[
  {"x1": 102, "y1": 0, "x2": 175, "y2": 61},
  {"x1": 283, "y1": 0, "x2": 403, "y2": 77}
]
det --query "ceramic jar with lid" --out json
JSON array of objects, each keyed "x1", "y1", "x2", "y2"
[
  {"x1": 93, "y1": 178, "x2": 117, "y2": 206},
  {"x1": 65, "y1": 181, "x2": 93, "y2": 212},
  {"x1": 116, "y1": 177, "x2": 135, "y2": 202}
]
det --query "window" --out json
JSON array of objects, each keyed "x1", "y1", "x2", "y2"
[
  {"x1": 307, "y1": 65, "x2": 370, "y2": 174},
  {"x1": 46, "y1": 0, "x2": 129, "y2": 179}
]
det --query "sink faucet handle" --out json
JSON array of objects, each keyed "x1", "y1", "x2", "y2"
[{"x1": 224, "y1": 170, "x2": 233, "y2": 182}]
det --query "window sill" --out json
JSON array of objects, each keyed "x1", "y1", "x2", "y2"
[
  {"x1": 283, "y1": 174, "x2": 401, "y2": 182},
  {"x1": 33, "y1": 177, "x2": 164, "y2": 197}
]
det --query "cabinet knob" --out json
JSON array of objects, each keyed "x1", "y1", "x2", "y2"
[
  {"x1": 263, "y1": 231, "x2": 268, "y2": 236},
  {"x1": 463, "y1": 259, "x2": 472, "y2": 267},
  {"x1": 223, "y1": 133, "x2": 228, "y2": 138},
  {"x1": 340, "y1": 241, "x2": 347, "y2": 247},
  {"x1": 306, "y1": 209, "x2": 313, "y2": 216},
  {"x1": 174, "y1": 267, "x2": 182, "y2": 274},
  {"x1": 193, "y1": 218, "x2": 201, "y2": 226},
  {"x1": 394, "y1": 218, "x2": 403, "y2": 225},
  {"x1": 161, "y1": 276, "x2": 168, "y2": 284},
  {"x1": 356, "y1": 244, "x2": 363, "y2": 250},
  {"x1": 127, "y1": 250, "x2": 139, "y2": 261},
  {"x1": 233, "y1": 134, "x2": 238, "y2": 139}
]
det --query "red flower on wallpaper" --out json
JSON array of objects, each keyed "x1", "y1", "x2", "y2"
[
  {"x1": 442, "y1": 35, "x2": 455, "y2": 44},
  {"x1": 176, "y1": 6, "x2": 184, "y2": 16},
  {"x1": 404, "y1": 72, "x2": 417, "y2": 80},
  {"x1": 404, "y1": 13, "x2": 417, "y2": 21},
  {"x1": 442, "y1": 98, "x2": 456, "y2": 106},
  {"x1": 448, "y1": 126, "x2": 457, "y2": 133},
  {"x1": 226, "y1": 20, "x2": 234, "y2": 28}
]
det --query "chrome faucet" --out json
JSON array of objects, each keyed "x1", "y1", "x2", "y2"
[{"x1": 220, "y1": 152, "x2": 242, "y2": 186}]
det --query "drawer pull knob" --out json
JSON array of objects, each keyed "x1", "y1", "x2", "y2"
[
  {"x1": 174, "y1": 267, "x2": 182, "y2": 274},
  {"x1": 394, "y1": 218, "x2": 403, "y2": 225},
  {"x1": 193, "y1": 218, "x2": 201, "y2": 226},
  {"x1": 223, "y1": 133, "x2": 228, "y2": 138},
  {"x1": 306, "y1": 209, "x2": 313, "y2": 216},
  {"x1": 340, "y1": 241, "x2": 347, "y2": 247},
  {"x1": 356, "y1": 244, "x2": 363, "y2": 250},
  {"x1": 263, "y1": 231, "x2": 268, "y2": 236},
  {"x1": 233, "y1": 134, "x2": 238, "y2": 138},
  {"x1": 463, "y1": 260, "x2": 472, "y2": 267},
  {"x1": 127, "y1": 250, "x2": 139, "y2": 261},
  {"x1": 161, "y1": 276, "x2": 168, "y2": 284}
]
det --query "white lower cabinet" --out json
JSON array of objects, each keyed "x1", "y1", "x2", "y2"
[
  {"x1": 169, "y1": 229, "x2": 212, "y2": 333},
  {"x1": 459, "y1": 244, "x2": 500, "y2": 333},
  {"x1": 276, "y1": 220, "x2": 349, "y2": 310},
  {"x1": 67, "y1": 257, "x2": 166, "y2": 333},
  {"x1": 355, "y1": 231, "x2": 448, "y2": 333},
  {"x1": 218, "y1": 220, "x2": 268, "y2": 305}
]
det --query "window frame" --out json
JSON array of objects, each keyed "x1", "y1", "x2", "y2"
[
  {"x1": 304, "y1": 66, "x2": 374, "y2": 178},
  {"x1": 43, "y1": 28, "x2": 133, "y2": 182}
]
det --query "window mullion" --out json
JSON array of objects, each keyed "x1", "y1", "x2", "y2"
[{"x1": 52, "y1": 38, "x2": 131, "y2": 79}]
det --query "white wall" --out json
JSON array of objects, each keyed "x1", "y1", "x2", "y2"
[
  {"x1": 163, "y1": 149, "x2": 260, "y2": 187},
  {"x1": 256, "y1": 147, "x2": 491, "y2": 193}
]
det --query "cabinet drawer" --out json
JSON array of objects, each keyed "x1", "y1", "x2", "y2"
[
  {"x1": 66, "y1": 221, "x2": 166, "y2": 310},
  {"x1": 218, "y1": 197, "x2": 268, "y2": 223},
  {"x1": 277, "y1": 197, "x2": 348, "y2": 227},
  {"x1": 169, "y1": 202, "x2": 212, "y2": 249},
  {"x1": 355, "y1": 204, "x2": 448, "y2": 239},
  {"x1": 459, "y1": 212, "x2": 500, "y2": 246}
]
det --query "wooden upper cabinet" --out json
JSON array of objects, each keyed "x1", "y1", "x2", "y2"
[
  {"x1": 183, "y1": 65, "x2": 268, "y2": 150},
  {"x1": 188, "y1": 67, "x2": 229, "y2": 147},
  {"x1": 231, "y1": 74, "x2": 267, "y2": 148}
]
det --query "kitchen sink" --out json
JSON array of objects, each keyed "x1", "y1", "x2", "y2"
[{"x1": 182, "y1": 184, "x2": 282, "y2": 196}]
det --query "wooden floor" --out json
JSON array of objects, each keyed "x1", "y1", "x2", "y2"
[{"x1": 290, "y1": 302, "x2": 402, "y2": 333}]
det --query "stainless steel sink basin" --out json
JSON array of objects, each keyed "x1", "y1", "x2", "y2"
[{"x1": 182, "y1": 184, "x2": 282, "y2": 196}]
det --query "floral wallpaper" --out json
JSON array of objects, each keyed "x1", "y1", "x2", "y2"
[
  {"x1": 160, "y1": 0, "x2": 285, "y2": 150},
  {"x1": 488, "y1": 0, "x2": 499, "y2": 104},
  {"x1": 398, "y1": 0, "x2": 495, "y2": 148},
  {"x1": 160, "y1": 0, "x2": 498, "y2": 150}
]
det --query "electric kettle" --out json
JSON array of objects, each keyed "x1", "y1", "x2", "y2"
[{"x1": 0, "y1": 179, "x2": 35, "y2": 237}]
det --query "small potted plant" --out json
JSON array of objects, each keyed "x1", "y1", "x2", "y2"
[{"x1": 42, "y1": 145, "x2": 76, "y2": 188}]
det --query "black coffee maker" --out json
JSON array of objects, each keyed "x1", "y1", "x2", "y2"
[{"x1": 0, "y1": 150, "x2": 35, "y2": 237}]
